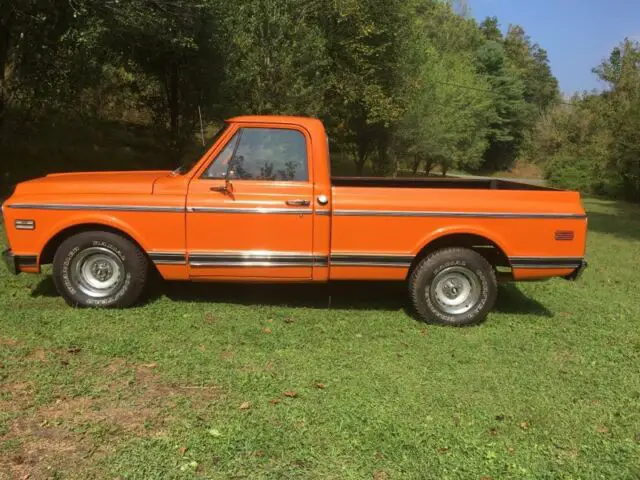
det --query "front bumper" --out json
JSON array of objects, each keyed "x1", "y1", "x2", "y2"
[
  {"x1": 564, "y1": 260, "x2": 588, "y2": 281},
  {"x1": 3, "y1": 249, "x2": 18, "y2": 275},
  {"x1": 2, "y1": 249, "x2": 38, "y2": 275}
]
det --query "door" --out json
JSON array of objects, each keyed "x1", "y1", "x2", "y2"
[{"x1": 186, "y1": 125, "x2": 315, "y2": 279}]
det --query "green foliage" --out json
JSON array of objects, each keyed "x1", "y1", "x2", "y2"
[
  {"x1": 396, "y1": 45, "x2": 492, "y2": 175},
  {"x1": 528, "y1": 39, "x2": 640, "y2": 201},
  {"x1": 393, "y1": 1, "x2": 491, "y2": 176},
  {"x1": 1, "y1": 0, "x2": 567, "y2": 188},
  {"x1": 320, "y1": 0, "x2": 406, "y2": 175},
  {"x1": 475, "y1": 40, "x2": 529, "y2": 171},
  {"x1": 544, "y1": 154, "x2": 603, "y2": 193},
  {"x1": 476, "y1": 18, "x2": 559, "y2": 173},
  {"x1": 504, "y1": 26, "x2": 559, "y2": 112},
  {"x1": 223, "y1": 0, "x2": 328, "y2": 117},
  {"x1": 479, "y1": 16, "x2": 503, "y2": 42},
  {"x1": 600, "y1": 40, "x2": 640, "y2": 201}
]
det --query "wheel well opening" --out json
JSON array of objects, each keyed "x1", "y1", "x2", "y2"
[
  {"x1": 409, "y1": 233, "x2": 511, "y2": 276},
  {"x1": 40, "y1": 224, "x2": 148, "y2": 265}
]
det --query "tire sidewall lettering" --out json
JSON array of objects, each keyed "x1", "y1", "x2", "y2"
[
  {"x1": 92, "y1": 240, "x2": 126, "y2": 262},
  {"x1": 61, "y1": 246, "x2": 80, "y2": 295}
]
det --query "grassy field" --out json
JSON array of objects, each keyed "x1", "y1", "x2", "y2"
[{"x1": 1, "y1": 198, "x2": 639, "y2": 479}]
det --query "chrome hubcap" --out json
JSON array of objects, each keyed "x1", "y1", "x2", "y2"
[
  {"x1": 429, "y1": 266, "x2": 481, "y2": 315},
  {"x1": 71, "y1": 247, "x2": 124, "y2": 298}
]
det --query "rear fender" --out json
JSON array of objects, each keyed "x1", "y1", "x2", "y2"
[{"x1": 413, "y1": 224, "x2": 512, "y2": 259}]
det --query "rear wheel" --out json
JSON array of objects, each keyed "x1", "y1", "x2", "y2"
[
  {"x1": 409, "y1": 248, "x2": 497, "y2": 326},
  {"x1": 52, "y1": 231, "x2": 149, "y2": 308}
]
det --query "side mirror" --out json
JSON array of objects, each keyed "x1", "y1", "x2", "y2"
[
  {"x1": 225, "y1": 173, "x2": 234, "y2": 193},
  {"x1": 210, "y1": 159, "x2": 236, "y2": 194}
]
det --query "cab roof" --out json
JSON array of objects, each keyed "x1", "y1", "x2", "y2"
[{"x1": 226, "y1": 115, "x2": 323, "y2": 129}]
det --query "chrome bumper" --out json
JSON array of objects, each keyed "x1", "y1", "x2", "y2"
[
  {"x1": 2, "y1": 249, "x2": 38, "y2": 275},
  {"x1": 564, "y1": 260, "x2": 588, "y2": 281},
  {"x1": 3, "y1": 249, "x2": 18, "y2": 275}
]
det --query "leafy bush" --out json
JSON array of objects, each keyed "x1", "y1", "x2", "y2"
[{"x1": 544, "y1": 155, "x2": 604, "y2": 193}]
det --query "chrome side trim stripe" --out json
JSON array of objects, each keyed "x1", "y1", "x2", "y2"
[
  {"x1": 313, "y1": 255, "x2": 329, "y2": 266},
  {"x1": 151, "y1": 250, "x2": 585, "y2": 270},
  {"x1": 330, "y1": 254, "x2": 413, "y2": 268},
  {"x1": 187, "y1": 207, "x2": 312, "y2": 215},
  {"x1": 149, "y1": 252, "x2": 187, "y2": 265},
  {"x1": 333, "y1": 210, "x2": 587, "y2": 220},
  {"x1": 7, "y1": 203, "x2": 586, "y2": 220},
  {"x1": 191, "y1": 261, "x2": 315, "y2": 268},
  {"x1": 189, "y1": 252, "x2": 327, "y2": 268},
  {"x1": 8, "y1": 203, "x2": 184, "y2": 213},
  {"x1": 509, "y1": 257, "x2": 584, "y2": 269},
  {"x1": 165, "y1": 251, "x2": 413, "y2": 269}
]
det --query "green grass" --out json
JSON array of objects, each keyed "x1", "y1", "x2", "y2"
[{"x1": 1, "y1": 198, "x2": 639, "y2": 479}]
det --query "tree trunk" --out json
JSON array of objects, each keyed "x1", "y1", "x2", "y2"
[
  {"x1": 0, "y1": 8, "x2": 13, "y2": 128},
  {"x1": 354, "y1": 143, "x2": 369, "y2": 176},
  {"x1": 411, "y1": 155, "x2": 421, "y2": 176},
  {"x1": 425, "y1": 158, "x2": 435, "y2": 176},
  {"x1": 355, "y1": 154, "x2": 366, "y2": 175},
  {"x1": 166, "y1": 62, "x2": 180, "y2": 142}
]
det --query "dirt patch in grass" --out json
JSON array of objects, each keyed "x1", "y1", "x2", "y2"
[
  {"x1": 0, "y1": 362, "x2": 221, "y2": 479},
  {"x1": 26, "y1": 348, "x2": 47, "y2": 362},
  {"x1": 492, "y1": 160, "x2": 543, "y2": 179}
]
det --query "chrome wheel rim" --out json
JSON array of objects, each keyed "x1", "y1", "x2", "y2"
[
  {"x1": 429, "y1": 266, "x2": 481, "y2": 315},
  {"x1": 71, "y1": 247, "x2": 124, "y2": 298}
]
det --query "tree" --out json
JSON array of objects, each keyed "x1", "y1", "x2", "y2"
[
  {"x1": 479, "y1": 16, "x2": 503, "y2": 43},
  {"x1": 222, "y1": 0, "x2": 329, "y2": 117},
  {"x1": 504, "y1": 25, "x2": 559, "y2": 112},
  {"x1": 0, "y1": 0, "x2": 77, "y2": 126},
  {"x1": 396, "y1": 3, "x2": 493, "y2": 176},
  {"x1": 93, "y1": 0, "x2": 226, "y2": 142},
  {"x1": 320, "y1": 0, "x2": 405, "y2": 175},
  {"x1": 475, "y1": 40, "x2": 529, "y2": 171},
  {"x1": 1, "y1": 0, "x2": 566, "y2": 193},
  {"x1": 596, "y1": 39, "x2": 640, "y2": 200},
  {"x1": 527, "y1": 39, "x2": 640, "y2": 200}
]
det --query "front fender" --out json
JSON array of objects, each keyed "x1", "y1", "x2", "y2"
[{"x1": 40, "y1": 212, "x2": 152, "y2": 258}]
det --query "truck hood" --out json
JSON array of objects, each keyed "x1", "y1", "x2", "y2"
[{"x1": 13, "y1": 171, "x2": 172, "y2": 196}]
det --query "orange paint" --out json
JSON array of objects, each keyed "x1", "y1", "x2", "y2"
[{"x1": 2, "y1": 116, "x2": 587, "y2": 284}]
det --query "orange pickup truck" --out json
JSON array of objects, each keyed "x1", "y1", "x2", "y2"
[{"x1": 2, "y1": 116, "x2": 587, "y2": 325}]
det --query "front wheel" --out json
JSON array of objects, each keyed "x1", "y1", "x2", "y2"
[
  {"x1": 408, "y1": 248, "x2": 497, "y2": 326},
  {"x1": 52, "y1": 231, "x2": 149, "y2": 308}
]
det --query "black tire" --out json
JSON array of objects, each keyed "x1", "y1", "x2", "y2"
[
  {"x1": 408, "y1": 248, "x2": 497, "y2": 326},
  {"x1": 52, "y1": 231, "x2": 149, "y2": 308}
]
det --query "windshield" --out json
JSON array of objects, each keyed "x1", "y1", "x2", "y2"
[{"x1": 174, "y1": 125, "x2": 229, "y2": 175}]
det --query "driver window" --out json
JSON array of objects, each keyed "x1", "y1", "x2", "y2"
[
  {"x1": 202, "y1": 132, "x2": 240, "y2": 179},
  {"x1": 232, "y1": 128, "x2": 308, "y2": 181}
]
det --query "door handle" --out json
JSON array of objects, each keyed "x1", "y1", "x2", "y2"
[{"x1": 286, "y1": 200, "x2": 311, "y2": 207}]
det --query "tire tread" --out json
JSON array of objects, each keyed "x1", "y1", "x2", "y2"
[
  {"x1": 52, "y1": 231, "x2": 149, "y2": 308},
  {"x1": 408, "y1": 247, "x2": 497, "y2": 326}
]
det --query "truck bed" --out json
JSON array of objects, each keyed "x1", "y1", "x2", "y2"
[{"x1": 331, "y1": 176, "x2": 555, "y2": 191}]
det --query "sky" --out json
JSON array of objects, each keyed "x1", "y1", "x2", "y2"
[{"x1": 468, "y1": 0, "x2": 640, "y2": 94}]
